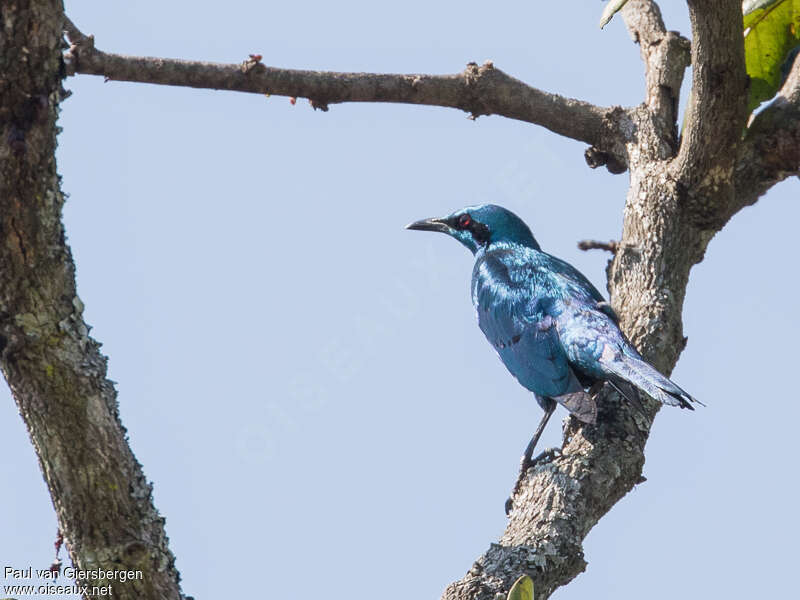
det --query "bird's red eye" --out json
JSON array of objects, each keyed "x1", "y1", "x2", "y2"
[{"x1": 458, "y1": 214, "x2": 472, "y2": 229}]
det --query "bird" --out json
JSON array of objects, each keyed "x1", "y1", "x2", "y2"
[{"x1": 406, "y1": 204, "x2": 700, "y2": 512}]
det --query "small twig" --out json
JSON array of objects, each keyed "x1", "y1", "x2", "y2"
[{"x1": 577, "y1": 239, "x2": 619, "y2": 253}]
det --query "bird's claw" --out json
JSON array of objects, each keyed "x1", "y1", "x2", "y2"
[{"x1": 505, "y1": 447, "x2": 561, "y2": 515}]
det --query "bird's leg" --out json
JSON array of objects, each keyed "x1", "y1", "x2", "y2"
[
  {"x1": 520, "y1": 405, "x2": 555, "y2": 471},
  {"x1": 505, "y1": 402, "x2": 556, "y2": 515}
]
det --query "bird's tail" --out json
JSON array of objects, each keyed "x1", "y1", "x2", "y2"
[{"x1": 603, "y1": 353, "x2": 702, "y2": 410}]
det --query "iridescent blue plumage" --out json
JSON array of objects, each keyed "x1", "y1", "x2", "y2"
[{"x1": 407, "y1": 204, "x2": 699, "y2": 511}]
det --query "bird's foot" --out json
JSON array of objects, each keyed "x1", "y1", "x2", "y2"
[{"x1": 505, "y1": 447, "x2": 561, "y2": 515}]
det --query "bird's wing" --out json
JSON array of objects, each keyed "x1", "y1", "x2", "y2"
[
  {"x1": 542, "y1": 252, "x2": 619, "y2": 323},
  {"x1": 597, "y1": 343, "x2": 700, "y2": 410},
  {"x1": 472, "y1": 250, "x2": 585, "y2": 401},
  {"x1": 558, "y1": 303, "x2": 701, "y2": 410}
]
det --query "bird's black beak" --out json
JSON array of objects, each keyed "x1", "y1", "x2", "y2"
[{"x1": 405, "y1": 217, "x2": 451, "y2": 234}]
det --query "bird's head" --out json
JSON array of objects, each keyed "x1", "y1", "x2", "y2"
[{"x1": 406, "y1": 204, "x2": 540, "y2": 254}]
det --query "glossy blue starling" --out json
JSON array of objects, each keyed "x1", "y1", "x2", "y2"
[{"x1": 407, "y1": 204, "x2": 700, "y2": 511}]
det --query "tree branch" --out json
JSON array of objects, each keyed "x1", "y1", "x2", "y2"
[
  {"x1": 621, "y1": 0, "x2": 690, "y2": 130},
  {"x1": 732, "y1": 52, "x2": 800, "y2": 217},
  {"x1": 672, "y1": 0, "x2": 749, "y2": 223},
  {"x1": 443, "y1": 386, "x2": 653, "y2": 600},
  {"x1": 443, "y1": 9, "x2": 793, "y2": 596},
  {"x1": 443, "y1": 7, "x2": 734, "y2": 600},
  {"x1": 63, "y1": 18, "x2": 622, "y2": 154},
  {"x1": 1, "y1": 4, "x2": 181, "y2": 599},
  {"x1": 577, "y1": 239, "x2": 619, "y2": 253}
]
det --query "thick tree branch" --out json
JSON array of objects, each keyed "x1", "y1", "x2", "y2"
[
  {"x1": 63, "y1": 18, "x2": 622, "y2": 155},
  {"x1": 1, "y1": 3, "x2": 182, "y2": 599},
  {"x1": 443, "y1": 386, "x2": 653, "y2": 600},
  {"x1": 672, "y1": 0, "x2": 749, "y2": 224},
  {"x1": 621, "y1": 0, "x2": 690, "y2": 131},
  {"x1": 732, "y1": 53, "x2": 800, "y2": 216}
]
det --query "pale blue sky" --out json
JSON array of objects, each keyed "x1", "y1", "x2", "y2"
[{"x1": 2, "y1": 2, "x2": 798, "y2": 599}]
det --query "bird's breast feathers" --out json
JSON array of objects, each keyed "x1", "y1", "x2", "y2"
[
  {"x1": 470, "y1": 245, "x2": 599, "y2": 316},
  {"x1": 470, "y1": 246, "x2": 588, "y2": 397}
]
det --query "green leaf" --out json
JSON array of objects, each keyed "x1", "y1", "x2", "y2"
[
  {"x1": 507, "y1": 575, "x2": 534, "y2": 600},
  {"x1": 744, "y1": 0, "x2": 800, "y2": 112},
  {"x1": 599, "y1": 0, "x2": 630, "y2": 29}
]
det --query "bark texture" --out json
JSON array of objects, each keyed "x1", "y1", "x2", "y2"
[
  {"x1": 1, "y1": 2, "x2": 799, "y2": 600},
  {"x1": 0, "y1": 2, "x2": 182, "y2": 599}
]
